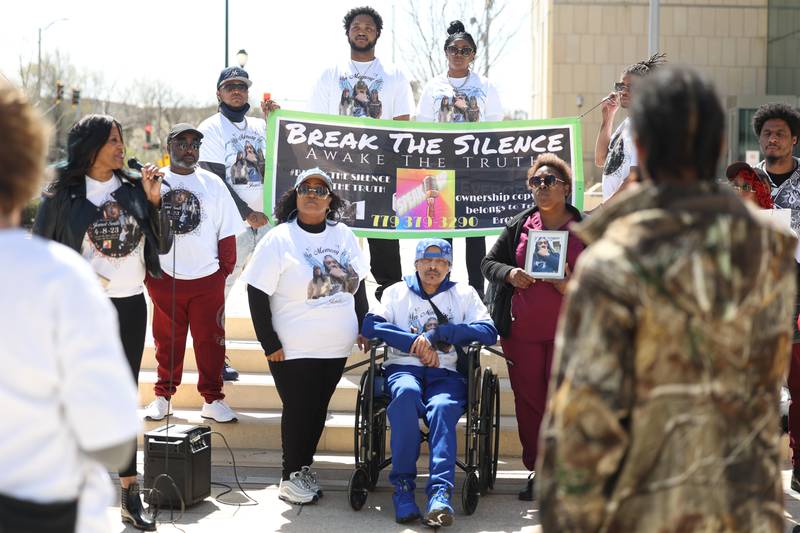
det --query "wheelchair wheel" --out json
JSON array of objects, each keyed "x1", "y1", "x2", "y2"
[
  {"x1": 461, "y1": 470, "x2": 480, "y2": 515},
  {"x1": 478, "y1": 369, "x2": 500, "y2": 494},
  {"x1": 348, "y1": 467, "x2": 370, "y2": 510}
]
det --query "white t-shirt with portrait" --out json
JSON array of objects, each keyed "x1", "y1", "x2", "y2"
[
  {"x1": 80, "y1": 176, "x2": 146, "y2": 298},
  {"x1": 241, "y1": 220, "x2": 369, "y2": 360},
  {"x1": 157, "y1": 167, "x2": 246, "y2": 279},
  {"x1": 0, "y1": 229, "x2": 139, "y2": 505},
  {"x1": 198, "y1": 113, "x2": 266, "y2": 213},
  {"x1": 308, "y1": 57, "x2": 414, "y2": 119},
  {"x1": 601, "y1": 117, "x2": 638, "y2": 200},
  {"x1": 370, "y1": 281, "x2": 490, "y2": 373},
  {"x1": 415, "y1": 72, "x2": 503, "y2": 123}
]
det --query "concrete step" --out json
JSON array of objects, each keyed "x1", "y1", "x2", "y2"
[
  {"x1": 140, "y1": 341, "x2": 510, "y2": 379},
  {"x1": 225, "y1": 315, "x2": 257, "y2": 341},
  {"x1": 137, "y1": 370, "x2": 519, "y2": 417},
  {"x1": 138, "y1": 409, "x2": 523, "y2": 457}
]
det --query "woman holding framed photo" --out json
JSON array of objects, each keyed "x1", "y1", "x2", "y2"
[{"x1": 481, "y1": 153, "x2": 585, "y2": 501}]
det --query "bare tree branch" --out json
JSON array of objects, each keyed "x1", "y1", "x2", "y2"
[{"x1": 400, "y1": 0, "x2": 520, "y2": 88}]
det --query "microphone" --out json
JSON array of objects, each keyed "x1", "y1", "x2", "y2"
[
  {"x1": 423, "y1": 175, "x2": 440, "y2": 219},
  {"x1": 128, "y1": 158, "x2": 170, "y2": 187}
]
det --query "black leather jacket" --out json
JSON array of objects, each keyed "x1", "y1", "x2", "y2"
[{"x1": 33, "y1": 175, "x2": 172, "y2": 278}]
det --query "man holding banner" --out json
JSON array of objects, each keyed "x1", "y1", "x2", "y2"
[{"x1": 308, "y1": 5, "x2": 414, "y2": 300}]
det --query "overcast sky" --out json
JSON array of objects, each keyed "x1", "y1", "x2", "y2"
[{"x1": 0, "y1": 0, "x2": 532, "y2": 113}]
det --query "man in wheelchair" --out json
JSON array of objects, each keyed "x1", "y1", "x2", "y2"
[{"x1": 362, "y1": 238, "x2": 497, "y2": 527}]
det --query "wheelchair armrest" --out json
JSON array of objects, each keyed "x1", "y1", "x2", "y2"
[{"x1": 368, "y1": 338, "x2": 387, "y2": 350}]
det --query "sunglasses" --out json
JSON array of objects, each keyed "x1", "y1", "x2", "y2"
[
  {"x1": 297, "y1": 184, "x2": 330, "y2": 198},
  {"x1": 446, "y1": 45, "x2": 474, "y2": 56},
  {"x1": 529, "y1": 174, "x2": 566, "y2": 188},
  {"x1": 222, "y1": 82, "x2": 249, "y2": 92},
  {"x1": 614, "y1": 82, "x2": 632, "y2": 93},
  {"x1": 173, "y1": 141, "x2": 201, "y2": 151}
]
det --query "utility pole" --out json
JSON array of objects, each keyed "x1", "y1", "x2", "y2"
[{"x1": 648, "y1": 0, "x2": 660, "y2": 55}]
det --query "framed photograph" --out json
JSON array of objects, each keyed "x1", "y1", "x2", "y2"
[{"x1": 524, "y1": 230, "x2": 568, "y2": 279}]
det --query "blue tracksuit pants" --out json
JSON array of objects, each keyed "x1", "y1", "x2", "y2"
[{"x1": 385, "y1": 364, "x2": 467, "y2": 497}]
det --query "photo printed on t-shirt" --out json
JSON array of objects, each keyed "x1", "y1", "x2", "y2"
[
  {"x1": 303, "y1": 244, "x2": 360, "y2": 304},
  {"x1": 408, "y1": 304, "x2": 454, "y2": 352},
  {"x1": 87, "y1": 200, "x2": 143, "y2": 258},
  {"x1": 162, "y1": 188, "x2": 203, "y2": 235},
  {"x1": 432, "y1": 86, "x2": 485, "y2": 123},
  {"x1": 225, "y1": 134, "x2": 265, "y2": 186},
  {"x1": 338, "y1": 74, "x2": 384, "y2": 119}
]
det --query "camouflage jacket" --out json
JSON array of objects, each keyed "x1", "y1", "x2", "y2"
[{"x1": 538, "y1": 182, "x2": 797, "y2": 533}]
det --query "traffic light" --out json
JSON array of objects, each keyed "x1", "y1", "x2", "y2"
[
  {"x1": 71, "y1": 88, "x2": 80, "y2": 107},
  {"x1": 55, "y1": 81, "x2": 64, "y2": 103}
]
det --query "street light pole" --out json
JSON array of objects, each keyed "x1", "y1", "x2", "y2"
[
  {"x1": 36, "y1": 18, "x2": 67, "y2": 101},
  {"x1": 648, "y1": 0, "x2": 660, "y2": 55},
  {"x1": 225, "y1": 0, "x2": 229, "y2": 68}
]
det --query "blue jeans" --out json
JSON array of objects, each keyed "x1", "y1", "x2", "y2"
[{"x1": 386, "y1": 364, "x2": 467, "y2": 497}]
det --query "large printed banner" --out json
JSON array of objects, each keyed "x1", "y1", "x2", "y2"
[{"x1": 265, "y1": 110, "x2": 583, "y2": 238}]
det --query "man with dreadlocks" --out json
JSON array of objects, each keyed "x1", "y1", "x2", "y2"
[
  {"x1": 594, "y1": 53, "x2": 666, "y2": 204},
  {"x1": 538, "y1": 66, "x2": 796, "y2": 532}
]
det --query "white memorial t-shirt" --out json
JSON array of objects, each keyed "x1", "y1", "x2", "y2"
[
  {"x1": 158, "y1": 166, "x2": 246, "y2": 279},
  {"x1": 241, "y1": 220, "x2": 369, "y2": 359},
  {"x1": 80, "y1": 175, "x2": 146, "y2": 298},
  {"x1": 415, "y1": 71, "x2": 503, "y2": 123},
  {"x1": 0, "y1": 229, "x2": 139, "y2": 504},
  {"x1": 601, "y1": 117, "x2": 638, "y2": 200},
  {"x1": 308, "y1": 57, "x2": 414, "y2": 119},
  {"x1": 370, "y1": 280, "x2": 490, "y2": 373},
  {"x1": 198, "y1": 113, "x2": 266, "y2": 213}
]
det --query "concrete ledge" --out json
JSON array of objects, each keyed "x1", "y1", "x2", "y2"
[{"x1": 137, "y1": 409, "x2": 524, "y2": 457}]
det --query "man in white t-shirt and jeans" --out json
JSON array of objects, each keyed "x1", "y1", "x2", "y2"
[
  {"x1": 143, "y1": 123, "x2": 245, "y2": 424},
  {"x1": 198, "y1": 66, "x2": 280, "y2": 381},
  {"x1": 594, "y1": 53, "x2": 666, "y2": 204},
  {"x1": 309, "y1": 5, "x2": 415, "y2": 301}
]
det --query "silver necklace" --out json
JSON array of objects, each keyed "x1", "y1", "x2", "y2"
[
  {"x1": 447, "y1": 70, "x2": 471, "y2": 90},
  {"x1": 225, "y1": 115, "x2": 247, "y2": 131},
  {"x1": 351, "y1": 59, "x2": 377, "y2": 80}
]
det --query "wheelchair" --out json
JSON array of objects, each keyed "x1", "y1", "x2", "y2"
[{"x1": 346, "y1": 340, "x2": 500, "y2": 515}]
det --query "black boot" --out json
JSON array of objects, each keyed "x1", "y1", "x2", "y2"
[
  {"x1": 121, "y1": 483, "x2": 156, "y2": 531},
  {"x1": 792, "y1": 468, "x2": 800, "y2": 493},
  {"x1": 518, "y1": 473, "x2": 534, "y2": 501}
]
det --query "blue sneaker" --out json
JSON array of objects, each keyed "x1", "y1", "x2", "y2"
[
  {"x1": 222, "y1": 358, "x2": 239, "y2": 381},
  {"x1": 424, "y1": 486, "x2": 454, "y2": 527},
  {"x1": 392, "y1": 480, "x2": 420, "y2": 524}
]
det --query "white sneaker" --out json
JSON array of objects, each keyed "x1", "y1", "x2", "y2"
[
  {"x1": 278, "y1": 471, "x2": 319, "y2": 505},
  {"x1": 300, "y1": 465, "x2": 323, "y2": 497},
  {"x1": 143, "y1": 396, "x2": 172, "y2": 420},
  {"x1": 201, "y1": 399, "x2": 238, "y2": 423}
]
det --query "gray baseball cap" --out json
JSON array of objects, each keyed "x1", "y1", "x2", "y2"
[{"x1": 293, "y1": 167, "x2": 334, "y2": 190}]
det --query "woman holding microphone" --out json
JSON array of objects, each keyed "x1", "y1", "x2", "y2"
[{"x1": 34, "y1": 114, "x2": 171, "y2": 531}]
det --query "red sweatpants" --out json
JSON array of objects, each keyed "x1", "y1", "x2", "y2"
[
  {"x1": 501, "y1": 337, "x2": 554, "y2": 472},
  {"x1": 145, "y1": 270, "x2": 226, "y2": 403},
  {"x1": 788, "y1": 343, "x2": 800, "y2": 467}
]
